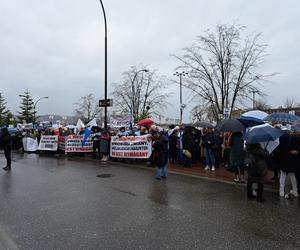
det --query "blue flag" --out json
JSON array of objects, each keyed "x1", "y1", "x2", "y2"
[{"x1": 82, "y1": 127, "x2": 91, "y2": 147}]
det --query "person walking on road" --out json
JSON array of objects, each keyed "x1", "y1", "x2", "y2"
[
  {"x1": 0, "y1": 128, "x2": 12, "y2": 171},
  {"x1": 152, "y1": 129, "x2": 168, "y2": 180}
]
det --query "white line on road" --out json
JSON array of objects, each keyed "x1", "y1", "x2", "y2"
[{"x1": 0, "y1": 225, "x2": 19, "y2": 250}]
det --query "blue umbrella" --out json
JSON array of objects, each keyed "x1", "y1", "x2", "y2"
[
  {"x1": 264, "y1": 112, "x2": 300, "y2": 124},
  {"x1": 238, "y1": 116, "x2": 264, "y2": 127},
  {"x1": 243, "y1": 124, "x2": 284, "y2": 143},
  {"x1": 292, "y1": 119, "x2": 300, "y2": 134}
]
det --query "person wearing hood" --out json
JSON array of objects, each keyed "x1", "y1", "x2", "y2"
[
  {"x1": 152, "y1": 128, "x2": 168, "y2": 180},
  {"x1": 0, "y1": 128, "x2": 12, "y2": 171}
]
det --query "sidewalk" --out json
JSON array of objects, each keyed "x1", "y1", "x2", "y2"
[{"x1": 168, "y1": 162, "x2": 279, "y2": 191}]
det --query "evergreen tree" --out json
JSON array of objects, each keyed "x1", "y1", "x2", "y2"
[
  {"x1": 5, "y1": 111, "x2": 15, "y2": 126},
  {"x1": 17, "y1": 90, "x2": 35, "y2": 123},
  {"x1": 0, "y1": 92, "x2": 9, "y2": 126}
]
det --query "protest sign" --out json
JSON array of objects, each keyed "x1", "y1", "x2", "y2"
[
  {"x1": 58, "y1": 136, "x2": 66, "y2": 151},
  {"x1": 22, "y1": 137, "x2": 38, "y2": 152},
  {"x1": 38, "y1": 135, "x2": 58, "y2": 151},
  {"x1": 65, "y1": 135, "x2": 93, "y2": 153},
  {"x1": 110, "y1": 114, "x2": 132, "y2": 129},
  {"x1": 110, "y1": 135, "x2": 152, "y2": 158}
]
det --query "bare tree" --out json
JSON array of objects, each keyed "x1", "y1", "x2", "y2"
[
  {"x1": 113, "y1": 66, "x2": 171, "y2": 122},
  {"x1": 283, "y1": 97, "x2": 298, "y2": 108},
  {"x1": 255, "y1": 99, "x2": 271, "y2": 110},
  {"x1": 174, "y1": 24, "x2": 274, "y2": 120},
  {"x1": 191, "y1": 103, "x2": 218, "y2": 123},
  {"x1": 74, "y1": 93, "x2": 102, "y2": 122}
]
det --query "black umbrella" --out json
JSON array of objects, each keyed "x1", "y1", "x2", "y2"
[{"x1": 215, "y1": 119, "x2": 245, "y2": 133}]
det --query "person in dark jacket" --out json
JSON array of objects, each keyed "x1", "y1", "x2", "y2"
[
  {"x1": 168, "y1": 126, "x2": 179, "y2": 164},
  {"x1": 202, "y1": 128, "x2": 217, "y2": 171},
  {"x1": 245, "y1": 143, "x2": 268, "y2": 202},
  {"x1": 153, "y1": 130, "x2": 168, "y2": 180},
  {"x1": 91, "y1": 127, "x2": 101, "y2": 159},
  {"x1": 229, "y1": 132, "x2": 245, "y2": 183},
  {"x1": 0, "y1": 128, "x2": 12, "y2": 171},
  {"x1": 277, "y1": 132, "x2": 299, "y2": 198},
  {"x1": 182, "y1": 128, "x2": 194, "y2": 167},
  {"x1": 99, "y1": 128, "x2": 110, "y2": 161}
]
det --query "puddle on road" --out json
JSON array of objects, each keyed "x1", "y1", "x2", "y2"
[
  {"x1": 112, "y1": 187, "x2": 137, "y2": 196},
  {"x1": 96, "y1": 173, "x2": 115, "y2": 178}
]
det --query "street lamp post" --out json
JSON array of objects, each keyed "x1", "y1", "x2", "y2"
[
  {"x1": 34, "y1": 97, "x2": 49, "y2": 125},
  {"x1": 173, "y1": 71, "x2": 188, "y2": 124},
  {"x1": 131, "y1": 69, "x2": 149, "y2": 122},
  {"x1": 250, "y1": 90, "x2": 259, "y2": 109},
  {"x1": 98, "y1": 0, "x2": 108, "y2": 129}
]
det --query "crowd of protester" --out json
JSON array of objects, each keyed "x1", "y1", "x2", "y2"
[{"x1": 1, "y1": 121, "x2": 299, "y2": 203}]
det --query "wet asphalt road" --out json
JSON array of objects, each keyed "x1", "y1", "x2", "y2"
[{"x1": 0, "y1": 152, "x2": 299, "y2": 250}]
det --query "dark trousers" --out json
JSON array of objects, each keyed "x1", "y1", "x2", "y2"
[
  {"x1": 93, "y1": 141, "x2": 101, "y2": 158},
  {"x1": 169, "y1": 146, "x2": 177, "y2": 163},
  {"x1": 247, "y1": 180, "x2": 264, "y2": 201},
  {"x1": 4, "y1": 148, "x2": 11, "y2": 167},
  {"x1": 234, "y1": 165, "x2": 245, "y2": 175},
  {"x1": 295, "y1": 171, "x2": 300, "y2": 192},
  {"x1": 183, "y1": 155, "x2": 192, "y2": 167}
]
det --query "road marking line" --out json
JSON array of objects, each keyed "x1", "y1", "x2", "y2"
[{"x1": 0, "y1": 226, "x2": 19, "y2": 250}]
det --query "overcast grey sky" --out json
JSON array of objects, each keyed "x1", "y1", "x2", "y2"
[{"x1": 0, "y1": 0, "x2": 299, "y2": 122}]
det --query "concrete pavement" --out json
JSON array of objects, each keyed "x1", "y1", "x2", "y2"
[{"x1": 0, "y1": 152, "x2": 299, "y2": 249}]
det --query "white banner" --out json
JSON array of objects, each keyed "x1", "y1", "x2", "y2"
[
  {"x1": 110, "y1": 135, "x2": 152, "y2": 158},
  {"x1": 65, "y1": 135, "x2": 93, "y2": 153},
  {"x1": 110, "y1": 114, "x2": 131, "y2": 128},
  {"x1": 22, "y1": 137, "x2": 39, "y2": 152},
  {"x1": 38, "y1": 135, "x2": 58, "y2": 151}
]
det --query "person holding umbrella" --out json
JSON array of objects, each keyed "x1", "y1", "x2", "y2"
[{"x1": 243, "y1": 123, "x2": 284, "y2": 202}]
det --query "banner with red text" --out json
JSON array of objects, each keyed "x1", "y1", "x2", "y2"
[
  {"x1": 110, "y1": 135, "x2": 152, "y2": 158},
  {"x1": 65, "y1": 135, "x2": 93, "y2": 153}
]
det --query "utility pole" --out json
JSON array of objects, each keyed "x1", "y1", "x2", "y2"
[
  {"x1": 173, "y1": 71, "x2": 188, "y2": 124},
  {"x1": 250, "y1": 90, "x2": 259, "y2": 109},
  {"x1": 98, "y1": 0, "x2": 108, "y2": 129}
]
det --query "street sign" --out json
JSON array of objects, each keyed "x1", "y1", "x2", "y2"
[
  {"x1": 99, "y1": 99, "x2": 113, "y2": 107},
  {"x1": 223, "y1": 107, "x2": 230, "y2": 119}
]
